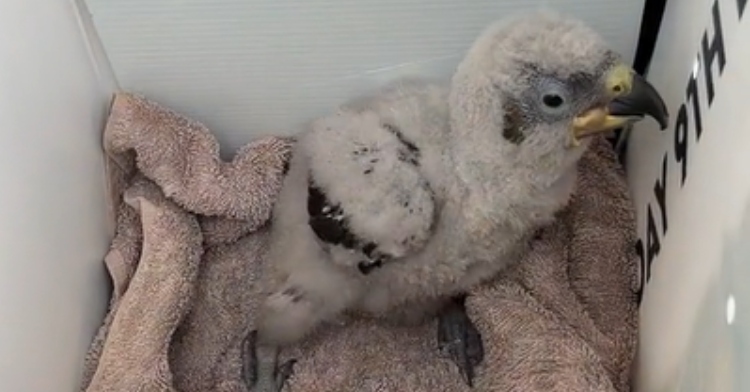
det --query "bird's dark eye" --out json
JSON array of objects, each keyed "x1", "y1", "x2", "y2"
[
  {"x1": 542, "y1": 94, "x2": 564, "y2": 108},
  {"x1": 537, "y1": 79, "x2": 570, "y2": 116}
]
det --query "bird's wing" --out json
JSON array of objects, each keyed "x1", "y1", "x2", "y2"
[{"x1": 301, "y1": 109, "x2": 437, "y2": 273}]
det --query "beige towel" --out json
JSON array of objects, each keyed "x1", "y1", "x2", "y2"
[{"x1": 80, "y1": 92, "x2": 638, "y2": 392}]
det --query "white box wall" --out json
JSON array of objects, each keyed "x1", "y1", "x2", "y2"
[
  {"x1": 627, "y1": 0, "x2": 750, "y2": 390},
  {"x1": 0, "y1": 1, "x2": 117, "y2": 391}
]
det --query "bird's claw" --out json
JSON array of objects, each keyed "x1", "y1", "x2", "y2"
[
  {"x1": 274, "y1": 358, "x2": 297, "y2": 391},
  {"x1": 242, "y1": 330, "x2": 297, "y2": 392},
  {"x1": 436, "y1": 297, "x2": 484, "y2": 388}
]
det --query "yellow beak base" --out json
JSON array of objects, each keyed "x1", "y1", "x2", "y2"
[{"x1": 567, "y1": 64, "x2": 634, "y2": 148}]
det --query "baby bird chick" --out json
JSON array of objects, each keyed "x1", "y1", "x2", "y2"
[{"x1": 245, "y1": 10, "x2": 668, "y2": 391}]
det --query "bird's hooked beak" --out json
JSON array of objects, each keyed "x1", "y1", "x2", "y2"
[{"x1": 569, "y1": 64, "x2": 669, "y2": 147}]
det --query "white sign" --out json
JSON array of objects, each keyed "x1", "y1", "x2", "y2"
[{"x1": 626, "y1": 0, "x2": 749, "y2": 390}]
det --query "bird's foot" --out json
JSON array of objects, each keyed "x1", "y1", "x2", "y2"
[
  {"x1": 436, "y1": 295, "x2": 484, "y2": 388},
  {"x1": 242, "y1": 331, "x2": 297, "y2": 392}
]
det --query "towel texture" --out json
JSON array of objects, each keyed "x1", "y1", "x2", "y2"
[{"x1": 81, "y1": 92, "x2": 639, "y2": 392}]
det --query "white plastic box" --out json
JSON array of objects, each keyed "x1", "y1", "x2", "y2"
[
  {"x1": 0, "y1": 0, "x2": 747, "y2": 391},
  {"x1": 627, "y1": 0, "x2": 750, "y2": 390}
]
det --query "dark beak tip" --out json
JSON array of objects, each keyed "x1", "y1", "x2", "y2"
[
  {"x1": 609, "y1": 72, "x2": 670, "y2": 131},
  {"x1": 640, "y1": 74, "x2": 670, "y2": 130},
  {"x1": 658, "y1": 115, "x2": 670, "y2": 130},
  {"x1": 655, "y1": 101, "x2": 670, "y2": 130}
]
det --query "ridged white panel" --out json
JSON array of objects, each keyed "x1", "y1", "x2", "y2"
[{"x1": 85, "y1": 0, "x2": 645, "y2": 153}]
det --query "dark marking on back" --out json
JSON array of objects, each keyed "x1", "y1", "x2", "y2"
[
  {"x1": 358, "y1": 259, "x2": 383, "y2": 275},
  {"x1": 307, "y1": 180, "x2": 359, "y2": 250},
  {"x1": 307, "y1": 175, "x2": 391, "y2": 274},
  {"x1": 362, "y1": 242, "x2": 377, "y2": 257},
  {"x1": 382, "y1": 123, "x2": 421, "y2": 166},
  {"x1": 383, "y1": 123, "x2": 419, "y2": 154}
]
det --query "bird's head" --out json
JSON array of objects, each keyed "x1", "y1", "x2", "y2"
[{"x1": 449, "y1": 10, "x2": 668, "y2": 169}]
